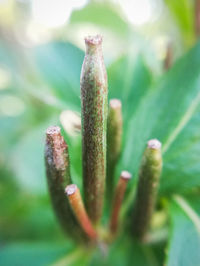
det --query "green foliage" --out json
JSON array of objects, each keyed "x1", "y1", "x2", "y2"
[
  {"x1": 0, "y1": 242, "x2": 75, "y2": 266},
  {"x1": 70, "y1": 2, "x2": 130, "y2": 38},
  {"x1": 165, "y1": 0, "x2": 195, "y2": 47},
  {"x1": 33, "y1": 42, "x2": 84, "y2": 111},
  {"x1": 167, "y1": 195, "x2": 200, "y2": 266}
]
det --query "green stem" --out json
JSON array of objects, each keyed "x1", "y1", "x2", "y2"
[
  {"x1": 107, "y1": 99, "x2": 122, "y2": 201},
  {"x1": 45, "y1": 126, "x2": 86, "y2": 241},
  {"x1": 132, "y1": 139, "x2": 162, "y2": 241},
  {"x1": 80, "y1": 35, "x2": 108, "y2": 224}
]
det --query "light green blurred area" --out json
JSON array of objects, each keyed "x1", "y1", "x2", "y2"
[{"x1": 0, "y1": 0, "x2": 199, "y2": 265}]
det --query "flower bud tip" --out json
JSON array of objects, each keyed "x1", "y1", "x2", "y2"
[
  {"x1": 85, "y1": 35, "x2": 102, "y2": 45},
  {"x1": 65, "y1": 184, "x2": 77, "y2": 196},
  {"x1": 121, "y1": 171, "x2": 132, "y2": 180},
  {"x1": 147, "y1": 139, "x2": 161, "y2": 150},
  {"x1": 46, "y1": 126, "x2": 61, "y2": 135},
  {"x1": 110, "y1": 99, "x2": 122, "y2": 109}
]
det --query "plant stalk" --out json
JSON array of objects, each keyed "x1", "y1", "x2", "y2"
[
  {"x1": 65, "y1": 184, "x2": 98, "y2": 240},
  {"x1": 109, "y1": 171, "x2": 131, "y2": 235},
  {"x1": 45, "y1": 126, "x2": 85, "y2": 241},
  {"x1": 80, "y1": 35, "x2": 108, "y2": 224},
  {"x1": 107, "y1": 99, "x2": 122, "y2": 201},
  {"x1": 132, "y1": 139, "x2": 162, "y2": 241}
]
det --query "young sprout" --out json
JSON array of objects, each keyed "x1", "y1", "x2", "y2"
[
  {"x1": 132, "y1": 139, "x2": 162, "y2": 241},
  {"x1": 45, "y1": 126, "x2": 85, "y2": 241},
  {"x1": 65, "y1": 184, "x2": 98, "y2": 240},
  {"x1": 80, "y1": 35, "x2": 108, "y2": 224},
  {"x1": 110, "y1": 171, "x2": 132, "y2": 235},
  {"x1": 107, "y1": 99, "x2": 123, "y2": 201}
]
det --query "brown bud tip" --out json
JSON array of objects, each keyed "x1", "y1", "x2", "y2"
[
  {"x1": 121, "y1": 171, "x2": 132, "y2": 180},
  {"x1": 65, "y1": 184, "x2": 77, "y2": 196},
  {"x1": 46, "y1": 126, "x2": 61, "y2": 136},
  {"x1": 85, "y1": 35, "x2": 102, "y2": 46},
  {"x1": 147, "y1": 139, "x2": 161, "y2": 150},
  {"x1": 110, "y1": 99, "x2": 122, "y2": 109}
]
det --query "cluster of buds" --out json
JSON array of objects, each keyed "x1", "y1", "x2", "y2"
[{"x1": 44, "y1": 35, "x2": 162, "y2": 245}]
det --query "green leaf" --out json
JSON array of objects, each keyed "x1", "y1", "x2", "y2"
[
  {"x1": 10, "y1": 118, "x2": 59, "y2": 194},
  {"x1": 120, "y1": 42, "x2": 200, "y2": 207},
  {"x1": 92, "y1": 236, "x2": 163, "y2": 266},
  {"x1": 32, "y1": 42, "x2": 84, "y2": 111},
  {"x1": 107, "y1": 54, "x2": 153, "y2": 151},
  {"x1": 165, "y1": 0, "x2": 195, "y2": 47},
  {"x1": 166, "y1": 195, "x2": 200, "y2": 266},
  {"x1": 52, "y1": 247, "x2": 91, "y2": 266},
  {"x1": 108, "y1": 54, "x2": 153, "y2": 104},
  {"x1": 70, "y1": 2, "x2": 129, "y2": 37},
  {"x1": 0, "y1": 242, "x2": 74, "y2": 266},
  {"x1": 160, "y1": 104, "x2": 200, "y2": 194}
]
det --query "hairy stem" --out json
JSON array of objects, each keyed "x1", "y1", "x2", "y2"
[
  {"x1": 80, "y1": 35, "x2": 108, "y2": 224},
  {"x1": 45, "y1": 126, "x2": 86, "y2": 241},
  {"x1": 132, "y1": 139, "x2": 162, "y2": 241},
  {"x1": 107, "y1": 99, "x2": 122, "y2": 201}
]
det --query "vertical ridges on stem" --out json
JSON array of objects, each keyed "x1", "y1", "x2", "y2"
[
  {"x1": 109, "y1": 171, "x2": 131, "y2": 235},
  {"x1": 65, "y1": 184, "x2": 98, "y2": 240},
  {"x1": 107, "y1": 99, "x2": 122, "y2": 201},
  {"x1": 80, "y1": 35, "x2": 108, "y2": 224},
  {"x1": 45, "y1": 126, "x2": 85, "y2": 241},
  {"x1": 132, "y1": 139, "x2": 162, "y2": 241}
]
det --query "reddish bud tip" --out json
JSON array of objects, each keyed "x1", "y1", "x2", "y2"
[
  {"x1": 121, "y1": 171, "x2": 132, "y2": 180},
  {"x1": 46, "y1": 126, "x2": 61, "y2": 136},
  {"x1": 65, "y1": 184, "x2": 77, "y2": 196},
  {"x1": 147, "y1": 139, "x2": 161, "y2": 150},
  {"x1": 110, "y1": 99, "x2": 122, "y2": 109},
  {"x1": 85, "y1": 35, "x2": 102, "y2": 46}
]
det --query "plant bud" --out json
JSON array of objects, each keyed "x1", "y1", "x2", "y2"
[
  {"x1": 80, "y1": 35, "x2": 108, "y2": 224},
  {"x1": 132, "y1": 139, "x2": 162, "y2": 241}
]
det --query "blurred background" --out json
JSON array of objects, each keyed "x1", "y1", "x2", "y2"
[{"x1": 0, "y1": 0, "x2": 198, "y2": 264}]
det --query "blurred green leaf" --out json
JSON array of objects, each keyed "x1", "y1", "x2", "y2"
[
  {"x1": 0, "y1": 166, "x2": 66, "y2": 242},
  {"x1": 166, "y1": 195, "x2": 200, "y2": 266},
  {"x1": 108, "y1": 54, "x2": 153, "y2": 127},
  {"x1": 33, "y1": 42, "x2": 84, "y2": 111},
  {"x1": 165, "y1": 0, "x2": 195, "y2": 47},
  {"x1": 0, "y1": 242, "x2": 74, "y2": 266},
  {"x1": 52, "y1": 247, "x2": 91, "y2": 266},
  {"x1": 160, "y1": 104, "x2": 200, "y2": 194},
  {"x1": 120, "y1": 41, "x2": 200, "y2": 201},
  {"x1": 90, "y1": 236, "x2": 162, "y2": 266},
  {"x1": 10, "y1": 118, "x2": 59, "y2": 194},
  {"x1": 70, "y1": 2, "x2": 129, "y2": 37}
]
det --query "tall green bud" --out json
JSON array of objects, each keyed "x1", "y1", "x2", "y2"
[
  {"x1": 80, "y1": 35, "x2": 108, "y2": 224},
  {"x1": 45, "y1": 126, "x2": 86, "y2": 241},
  {"x1": 132, "y1": 139, "x2": 162, "y2": 241},
  {"x1": 107, "y1": 99, "x2": 122, "y2": 199}
]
